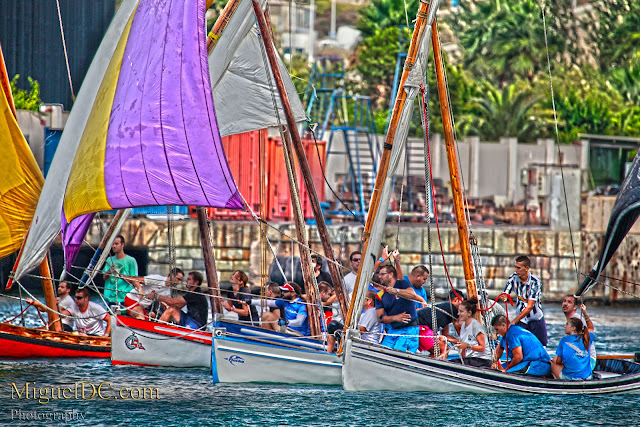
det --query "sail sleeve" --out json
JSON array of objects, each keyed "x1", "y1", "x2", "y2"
[
  {"x1": 0, "y1": 46, "x2": 45, "y2": 259},
  {"x1": 576, "y1": 152, "x2": 640, "y2": 296},
  {"x1": 208, "y1": 0, "x2": 306, "y2": 137}
]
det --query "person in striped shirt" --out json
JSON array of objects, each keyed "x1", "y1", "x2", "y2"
[{"x1": 500, "y1": 255, "x2": 547, "y2": 346}]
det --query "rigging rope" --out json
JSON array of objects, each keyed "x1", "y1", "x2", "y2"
[
  {"x1": 540, "y1": 1, "x2": 580, "y2": 286},
  {"x1": 419, "y1": 81, "x2": 439, "y2": 358},
  {"x1": 167, "y1": 205, "x2": 177, "y2": 297},
  {"x1": 55, "y1": 0, "x2": 75, "y2": 102}
]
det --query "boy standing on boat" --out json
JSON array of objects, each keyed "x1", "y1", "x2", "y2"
[
  {"x1": 501, "y1": 255, "x2": 547, "y2": 346},
  {"x1": 102, "y1": 235, "x2": 138, "y2": 308}
]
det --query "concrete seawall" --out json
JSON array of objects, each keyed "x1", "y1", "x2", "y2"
[{"x1": 81, "y1": 218, "x2": 636, "y2": 303}]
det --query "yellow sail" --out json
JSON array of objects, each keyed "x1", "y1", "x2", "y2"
[{"x1": 0, "y1": 44, "x2": 44, "y2": 258}]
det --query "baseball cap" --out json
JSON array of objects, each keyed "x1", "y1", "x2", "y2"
[{"x1": 280, "y1": 284, "x2": 295, "y2": 292}]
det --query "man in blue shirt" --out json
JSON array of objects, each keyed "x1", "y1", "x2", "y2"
[
  {"x1": 375, "y1": 265, "x2": 425, "y2": 352},
  {"x1": 275, "y1": 283, "x2": 310, "y2": 336},
  {"x1": 405, "y1": 265, "x2": 429, "y2": 309},
  {"x1": 492, "y1": 315, "x2": 550, "y2": 376}
]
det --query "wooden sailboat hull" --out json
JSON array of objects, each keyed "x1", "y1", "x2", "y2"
[
  {"x1": 212, "y1": 334, "x2": 342, "y2": 385},
  {"x1": 343, "y1": 337, "x2": 640, "y2": 394},
  {"x1": 0, "y1": 323, "x2": 110, "y2": 358},
  {"x1": 111, "y1": 315, "x2": 211, "y2": 368}
]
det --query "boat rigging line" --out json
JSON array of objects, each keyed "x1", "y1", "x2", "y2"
[
  {"x1": 540, "y1": 0, "x2": 580, "y2": 285},
  {"x1": 55, "y1": 0, "x2": 75, "y2": 102}
]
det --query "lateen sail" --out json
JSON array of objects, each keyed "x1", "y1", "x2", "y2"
[
  {"x1": 577, "y1": 152, "x2": 640, "y2": 296},
  {"x1": 15, "y1": 0, "x2": 243, "y2": 280},
  {"x1": 0, "y1": 43, "x2": 44, "y2": 259},
  {"x1": 209, "y1": 0, "x2": 306, "y2": 137}
]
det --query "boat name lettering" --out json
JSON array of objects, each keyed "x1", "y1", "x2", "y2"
[{"x1": 225, "y1": 355, "x2": 245, "y2": 366}]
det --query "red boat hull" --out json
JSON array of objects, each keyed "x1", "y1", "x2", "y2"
[{"x1": 0, "y1": 323, "x2": 110, "y2": 358}]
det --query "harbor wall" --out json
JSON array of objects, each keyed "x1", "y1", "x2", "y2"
[{"x1": 82, "y1": 218, "x2": 634, "y2": 303}]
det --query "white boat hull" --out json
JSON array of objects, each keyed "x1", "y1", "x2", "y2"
[
  {"x1": 213, "y1": 335, "x2": 342, "y2": 385},
  {"x1": 111, "y1": 315, "x2": 211, "y2": 368},
  {"x1": 343, "y1": 336, "x2": 640, "y2": 394}
]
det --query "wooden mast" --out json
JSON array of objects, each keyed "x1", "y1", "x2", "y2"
[
  {"x1": 1, "y1": 56, "x2": 60, "y2": 331},
  {"x1": 251, "y1": 0, "x2": 323, "y2": 336},
  {"x1": 431, "y1": 21, "x2": 478, "y2": 310},
  {"x1": 195, "y1": 0, "x2": 245, "y2": 318},
  {"x1": 254, "y1": 0, "x2": 348, "y2": 323},
  {"x1": 342, "y1": 0, "x2": 432, "y2": 333}
]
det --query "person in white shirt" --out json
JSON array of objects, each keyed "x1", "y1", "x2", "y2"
[
  {"x1": 61, "y1": 288, "x2": 111, "y2": 336},
  {"x1": 358, "y1": 290, "x2": 384, "y2": 344},
  {"x1": 57, "y1": 281, "x2": 75, "y2": 332},
  {"x1": 342, "y1": 251, "x2": 361, "y2": 302},
  {"x1": 26, "y1": 281, "x2": 77, "y2": 333},
  {"x1": 122, "y1": 268, "x2": 184, "y2": 320}
]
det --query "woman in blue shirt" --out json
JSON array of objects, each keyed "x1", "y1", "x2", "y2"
[{"x1": 551, "y1": 317, "x2": 596, "y2": 380}]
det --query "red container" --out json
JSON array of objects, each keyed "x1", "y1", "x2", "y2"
[
  {"x1": 268, "y1": 136, "x2": 326, "y2": 221},
  {"x1": 200, "y1": 130, "x2": 326, "y2": 221},
  {"x1": 209, "y1": 130, "x2": 265, "y2": 220}
]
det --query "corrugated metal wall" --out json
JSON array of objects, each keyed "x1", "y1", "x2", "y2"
[{"x1": 0, "y1": 0, "x2": 115, "y2": 110}]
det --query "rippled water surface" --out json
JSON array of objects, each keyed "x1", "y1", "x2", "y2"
[{"x1": 1, "y1": 296, "x2": 639, "y2": 426}]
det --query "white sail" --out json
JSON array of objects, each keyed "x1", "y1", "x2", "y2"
[{"x1": 209, "y1": 0, "x2": 306, "y2": 137}]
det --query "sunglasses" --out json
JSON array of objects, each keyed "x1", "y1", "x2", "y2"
[
  {"x1": 351, "y1": 258, "x2": 361, "y2": 262},
  {"x1": 74, "y1": 296, "x2": 86, "y2": 300}
]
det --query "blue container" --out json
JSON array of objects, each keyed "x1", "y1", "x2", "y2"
[{"x1": 43, "y1": 128, "x2": 62, "y2": 178}]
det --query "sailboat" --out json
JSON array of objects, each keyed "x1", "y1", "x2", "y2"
[
  {"x1": 8, "y1": 0, "x2": 250, "y2": 364},
  {"x1": 0, "y1": 43, "x2": 111, "y2": 358},
  {"x1": 341, "y1": 0, "x2": 640, "y2": 394},
  {"x1": 108, "y1": 0, "x2": 338, "y2": 370}
]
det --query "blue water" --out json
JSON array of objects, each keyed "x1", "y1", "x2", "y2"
[{"x1": 1, "y1": 297, "x2": 639, "y2": 426}]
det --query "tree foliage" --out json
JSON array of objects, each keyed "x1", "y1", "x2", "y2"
[
  {"x1": 448, "y1": 0, "x2": 580, "y2": 86},
  {"x1": 352, "y1": 26, "x2": 409, "y2": 109},
  {"x1": 582, "y1": 0, "x2": 640, "y2": 70},
  {"x1": 356, "y1": 0, "x2": 419, "y2": 38},
  {"x1": 462, "y1": 82, "x2": 545, "y2": 141},
  {"x1": 10, "y1": 75, "x2": 41, "y2": 111}
]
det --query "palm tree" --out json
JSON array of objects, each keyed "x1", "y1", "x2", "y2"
[
  {"x1": 610, "y1": 64, "x2": 640, "y2": 106},
  {"x1": 464, "y1": 82, "x2": 545, "y2": 141},
  {"x1": 449, "y1": 0, "x2": 579, "y2": 87}
]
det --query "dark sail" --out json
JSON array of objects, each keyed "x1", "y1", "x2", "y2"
[{"x1": 577, "y1": 152, "x2": 640, "y2": 296}]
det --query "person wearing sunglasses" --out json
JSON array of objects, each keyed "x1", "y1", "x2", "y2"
[
  {"x1": 61, "y1": 288, "x2": 111, "y2": 336},
  {"x1": 342, "y1": 251, "x2": 362, "y2": 302}
]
